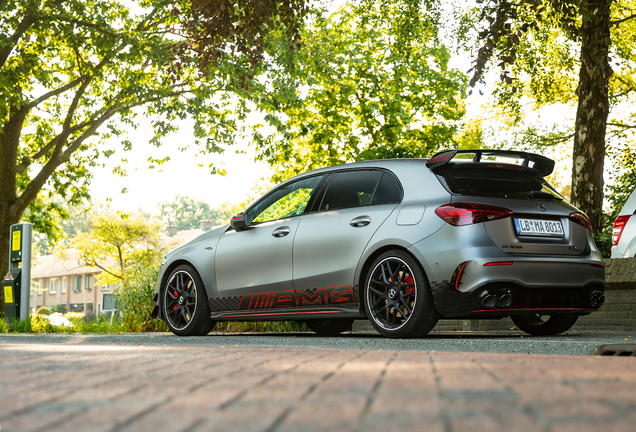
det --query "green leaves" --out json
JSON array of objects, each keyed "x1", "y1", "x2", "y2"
[{"x1": 257, "y1": 0, "x2": 468, "y2": 182}]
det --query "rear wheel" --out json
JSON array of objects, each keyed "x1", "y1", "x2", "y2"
[
  {"x1": 305, "y1": 319, "x2": 354, "y2": 336},
  {"x1": 364, "y1": 250, "x2": 439, "y2": 338},
  {"x1": 162, "y1": 264, "x2": 216, "y2": 336},
  {"x1": 511, "y1": 313, "x2": 578, "y2": 336}
]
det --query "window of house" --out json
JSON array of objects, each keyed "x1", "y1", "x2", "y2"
[
  {"x1": 61, "y1": 277, "x2": 67, "y2": 294},
  {"x1": 74, "y1": 275, "x2": 82, "y2": 292},
  {"x1": 49, "y1": 278, "x2": 57, "y2": 294},
  {"x1": 85, "y1": 274, "x2": 93, "y2": 291}
]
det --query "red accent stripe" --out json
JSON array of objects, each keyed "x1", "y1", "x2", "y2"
[
  {"x1": 220, "y1": 311, "x2": 342, "y2": 318},
  {"x1": 590, "y1": 264, "x2": 604, "y2": 269},
  {"x1": 471, "y1": 307, "x2": 598, "y2": 313},
  {"x1": 455, "y1": 261, "x2": 470, "y2": 291},
  {"x1": 483, "y1": 261, "x2": 514, "y2": 266}
]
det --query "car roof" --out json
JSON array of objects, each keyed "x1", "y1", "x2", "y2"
[{"x1": 285, "y1": 158, "x2": 430, "y2": 181}]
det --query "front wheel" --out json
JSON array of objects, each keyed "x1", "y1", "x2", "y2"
[
  {"x1": 364, "y1": 250, "x2": 439, "y2": 338},
  {"x1": 305, "y1": 319, "x2": 354, "y2": 336},
  {"x1": 161, "y1": 264, "x2": 216, "y2": 336},
  {"x1": 511, "y1": 313, "x2": 578, "y2": 336}
]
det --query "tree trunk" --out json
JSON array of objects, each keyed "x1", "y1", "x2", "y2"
[{"x1": 571, "y1": 0, "x2": 613, "y2": 233}]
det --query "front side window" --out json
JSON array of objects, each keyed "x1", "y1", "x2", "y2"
[{"x1": 248, "y1": 176, "x2": 323, "y2": 224}]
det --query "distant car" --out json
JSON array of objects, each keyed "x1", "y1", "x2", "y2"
[
  {"x1": 611, "y1": 189, "x2": 636, "y2": 258},
  {"x1": 152, "y1": 149, "x2": 605, "y2": 338}
]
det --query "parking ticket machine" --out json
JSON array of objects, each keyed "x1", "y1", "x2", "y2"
[{"x1": 2, "y1": 223, "x2": 32, "y2": 324}]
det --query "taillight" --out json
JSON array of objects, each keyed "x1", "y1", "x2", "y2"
[
  {"x1": 568, "y1": 212, "x2": 592, "y2": 231},
  {"x1": 435, "y1": 203, "x2": 513, "y2": 226},
  {"x1": 613, "y1": 215, "x2": 631, "y2": 245}
]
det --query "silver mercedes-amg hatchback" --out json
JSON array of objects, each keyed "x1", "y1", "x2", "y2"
[{"x1": 152, "y1": 149, "x2": 605, "y2": 338}]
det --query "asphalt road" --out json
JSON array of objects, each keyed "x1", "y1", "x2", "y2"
[{"x1": 1, "y1": 329, "x2": 635, "y2": 355}]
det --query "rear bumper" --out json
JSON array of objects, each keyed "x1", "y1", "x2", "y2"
[
  {"x1": 435, "y1": 283, "x2": 605, "y2": 318},
  {"x1": 429, "y1": 260, "x2": 605, "y2": 318}
]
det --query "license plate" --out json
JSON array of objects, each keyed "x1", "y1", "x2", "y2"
[{"x1": 514, "y1": 218, "x2": 564, "y2": 237}]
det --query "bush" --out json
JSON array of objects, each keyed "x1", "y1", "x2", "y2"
[
  {"x1": 115, "y1": 264, "x2": 168, "y2": 332},
  {"x1": 50, "y1": 304, "x2": 67, "y2": 314},
  {"x1": 36, "y1": 306, "x2": 51, "y2": 315}
]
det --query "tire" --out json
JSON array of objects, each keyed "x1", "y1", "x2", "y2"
[
  {"x1": 161, "y1": 264, "x2": 216, "y2": 336},
  {"x1": 305, "y1": 319, "x2": 354, "y2": 336},
  {"x1": 364, "y1": 250, "x2": 439, "y2": 338},
  {"x1": 511, "y1": 313, "x2": 579, "y2": 336}
]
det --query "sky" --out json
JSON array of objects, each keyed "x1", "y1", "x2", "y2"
[{"x1": 89, "y1": 121, "x2": 273, "y2": 214}]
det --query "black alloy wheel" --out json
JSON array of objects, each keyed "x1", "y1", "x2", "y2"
[
  {"x1": 162, "y1": 264, "x2": 216, "y2": 336},
  {"x1": 305, "y1": 319, "x2": 354, "y2": 336},
  {"x1": 511, "y1": 313, "x2": 579, "y2": 336},
  {"x1": 364, "y1": 250, "x2": 439, "y2": 338}
]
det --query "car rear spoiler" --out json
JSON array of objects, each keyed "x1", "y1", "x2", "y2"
[{"x1": 426, "y1": 149, "x2": 555, "y2": 176}]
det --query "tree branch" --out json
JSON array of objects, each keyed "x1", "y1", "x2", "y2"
[
  {"x1": 608, "y1": 122, "x2": 636, "y2": 130},
  {"x1": 0, "y1": 14, "x2": 36, "y2": 69},
  {"x1": 25, "y1": 77, "x2": 84, "y2": 110},
  {"x1": 611, "y1": 13, "x2": 636, "y2": 27}
]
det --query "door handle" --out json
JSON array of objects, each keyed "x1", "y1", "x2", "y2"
[
  {"x1": 272, "y1": 226, "x2": 291, "y2": 238},
  {"x1": 350, "y1": 216, "x2": 371, "y2": 227}
]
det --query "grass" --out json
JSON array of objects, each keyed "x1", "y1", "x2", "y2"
[{"x1": 0, "y1": 313, "x2": 308, "y2": 334}]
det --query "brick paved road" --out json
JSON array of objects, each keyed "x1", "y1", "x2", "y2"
[{"x1": 1, "y1": 343, "x2": 635, "y2": 432}]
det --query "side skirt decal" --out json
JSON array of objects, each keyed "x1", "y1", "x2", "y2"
[{"x1": 209, "y1": 285, "x2": 357, "y2": 313}]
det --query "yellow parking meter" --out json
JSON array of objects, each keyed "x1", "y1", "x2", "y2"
[
  {"x1": 2, "y1": 268, "x2": 21, "y2": 322},
  {"x1": 2, "y1": 223, "x2": 31, "y2": 324}
]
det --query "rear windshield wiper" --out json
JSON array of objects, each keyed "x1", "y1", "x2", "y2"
[{"x1": 527, "y1": 190, "x2": 563, "y2": 201}]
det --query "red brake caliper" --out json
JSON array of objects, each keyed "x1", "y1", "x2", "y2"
[
  {"x1": 404, "y1": 275, "x2": 415, "y2": 295},
  {"x1": 173, "y1": 290, "x2": 178, "y2": 310}
]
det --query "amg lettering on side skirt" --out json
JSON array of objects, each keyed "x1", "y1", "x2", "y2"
[{"x1": 238, "y1": 286, "x2": 355, "y2": 310}]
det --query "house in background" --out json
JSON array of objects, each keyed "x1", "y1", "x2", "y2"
[
  {"x1": 30, "y1": 251, "x2": 113, "y2": 315},
  {"x1": 29, "y1": 221, "x2": 221, "y2": 315}
]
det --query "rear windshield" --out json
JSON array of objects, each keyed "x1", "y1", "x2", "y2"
[{"x1": 434, "y1": 164, "x2": 563, "y2": 199}]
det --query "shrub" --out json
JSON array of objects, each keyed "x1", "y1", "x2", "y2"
[
  {"x1": 36, "y1": 306, "x2": 51, "y2": 315},
  {"x1": 50, "y1": 304, "x2": 67, "y2": 314},
  {"x1": 116, "y1": 263, "x2": 168, "y2": 332}
]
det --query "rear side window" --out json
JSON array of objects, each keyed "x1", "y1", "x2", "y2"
[
  {"x1": 435, "y1": 165, "x2": 562, "y2": 199},
  {"x1": 320, "y1": 170, "x2": 402, "y2": 211},
  {"x1": 373, "y1": 173, "x2": 402, "y2": 205}
]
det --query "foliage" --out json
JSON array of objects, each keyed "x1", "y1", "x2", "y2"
[
  {"x1": 256, "y1": 0, "x2": 468, "y2": 181},
  {"x1": 35, "y1": 306, "x2": 51, "y2": 315},
  {"x1": 115, "y1": 261, "x2": 168, "y2": 332},
  {"x1": 180, "y1": 0, "x2": 307, "y2": 73},
  {"x1": 158, "y1": 195, "x2": 239, "y2": 229},
  {"x1": 66, "y1": 212, "x2": 164, "y2": 284},
  {"x1": 0, "y1": 0, "x2": 304, "y2": 278},
  {"x1": 467, "y1": 0, "x2": 636, "y2": 232},
  {"x1": 50, "y1": 304, "x2": 68, "y2": 314}
]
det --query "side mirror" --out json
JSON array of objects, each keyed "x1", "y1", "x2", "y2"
[{"x1": 230, "y1": 213, "x2": 247, "y2": 232}]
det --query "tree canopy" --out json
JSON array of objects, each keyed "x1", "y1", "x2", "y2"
[
  {"x1": 468, "y1": 0, "x2": 636, "y2": 232},
  {"x1": 66, "y1": 212, "x2": 163, "y2": 284},
  {"x1": 158, "y1": 195, "x2": 240, "y2": 229},
  {"x1": 254, "y1": 0, "x2": 469, "y2": 181},
  {"x1": 0, "y1": 0, "x2": 305, "y2": 278}
]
